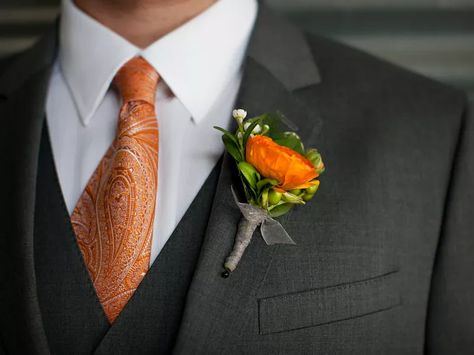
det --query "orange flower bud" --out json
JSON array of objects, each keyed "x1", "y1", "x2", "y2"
[{"x1": 246, "y1": 135, "x2": 318, "y2": 191}]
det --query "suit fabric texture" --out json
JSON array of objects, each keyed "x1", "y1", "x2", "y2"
[{"x1": 0, "y1": 5, "x2": 472, "y2": 355}]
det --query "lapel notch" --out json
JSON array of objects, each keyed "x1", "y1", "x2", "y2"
[{"x1": 247, "y1": 5, "x2": 321, "y2": 91}]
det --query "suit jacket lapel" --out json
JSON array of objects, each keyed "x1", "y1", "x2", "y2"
[
  {"x1": 173, "y1": 6, "x2": 322, "y2": 353},
  {"x1": 0, "y1": 25, "x2": 57, "y2": 355}
]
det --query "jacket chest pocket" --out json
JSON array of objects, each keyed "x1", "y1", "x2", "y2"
[{"x1": 258, "y1": 270, "x2": 400, "y2": 335}]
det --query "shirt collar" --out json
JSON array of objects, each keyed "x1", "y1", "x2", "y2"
[{"x1": 59, "y1": 0, "x2": 258, "y2": 126}]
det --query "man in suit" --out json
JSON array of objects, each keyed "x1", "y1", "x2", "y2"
[{"x1": 0, "y1": 0, "x2": 472, "y2": 353}]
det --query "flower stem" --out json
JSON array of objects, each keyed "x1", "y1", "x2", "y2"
[{"x1": 223, "y1": 216, "x2": 259, "y2": 277}]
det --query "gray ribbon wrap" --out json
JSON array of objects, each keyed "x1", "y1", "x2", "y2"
[
  {"x1": 232, "y1": 188, "x2": 295, "y2": 245},
  {"x1": 224, "y1": 188, "x2": 295, "y2": 273}
]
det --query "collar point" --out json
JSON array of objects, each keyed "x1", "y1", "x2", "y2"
[
  {"x1": 78, "y1": 111, "x2": 93, "y2": 127},
  {"x1": 190, "y1": 113, "x2": 206, "y2": 125}
]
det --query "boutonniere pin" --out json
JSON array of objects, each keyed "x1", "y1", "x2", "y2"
[{"x1": 215, "y1": 109, "x2": 325, "y2": 277}]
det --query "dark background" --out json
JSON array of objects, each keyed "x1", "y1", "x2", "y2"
[{"x1": 0, "y1": 0, "x2": 473, "y2": 98}]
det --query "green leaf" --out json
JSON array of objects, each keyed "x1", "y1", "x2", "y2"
[
  {"x1": 214, "y1": 126, "x2": 239, "y2": 146},
  {"x1": 269, "y1": 203, "x2": 294, "y2": 218},
  {"x1": 305, "y1": 148, "x2": 325, "y2": 174},
  {"x1": 222, "y1": 135, "x2": 242, "y2": 162},
  {"x1": 240, "y1": 177, "x2": 255, "y2": 203},
  {"x1": 238, "y1": 161, "x2": 260, "y2": 191},
  {"x1": 256, "y1": 178, "x2": 279, "y2": 192},
  {"x1": 274, "y1": 131, "x2": 305, "y2": 155}
]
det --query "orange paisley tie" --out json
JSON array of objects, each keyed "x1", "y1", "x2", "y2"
[{"x1": 71, "y1": 57, "x2": 159, "y2": 323}]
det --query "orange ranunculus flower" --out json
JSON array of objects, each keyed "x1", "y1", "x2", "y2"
[{"x1": 246, "y1": 135, "x2": 318, "y2": 191}]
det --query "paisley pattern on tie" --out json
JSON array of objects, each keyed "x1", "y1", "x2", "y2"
[{"x1": 71, "y1": 57, "x2": 159, "y2": 323}]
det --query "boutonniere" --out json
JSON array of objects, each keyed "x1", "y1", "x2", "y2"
[{"x1": 215, "y1": 109, "x2": 325, "y2": 277}]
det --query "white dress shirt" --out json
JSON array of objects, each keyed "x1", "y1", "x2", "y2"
[{"x1": 46, "y1": 0, "x2": 258, "y2": 265}]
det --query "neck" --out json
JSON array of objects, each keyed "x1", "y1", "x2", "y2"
[{"x1": 73, "y1": 0, "x2": 217, "y2": 48}]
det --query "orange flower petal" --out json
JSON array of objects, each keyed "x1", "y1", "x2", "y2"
[{"x1": 245, "y1": 135, "x2": 317, "y2": 191}]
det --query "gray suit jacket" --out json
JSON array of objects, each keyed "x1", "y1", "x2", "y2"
[{"x1": 0, "y1": 5, "x2": 472, "y2": 355}]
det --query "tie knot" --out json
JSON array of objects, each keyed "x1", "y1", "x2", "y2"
[{"x1": 114, "y1": 57, "x2": 159, "y2": 105}]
